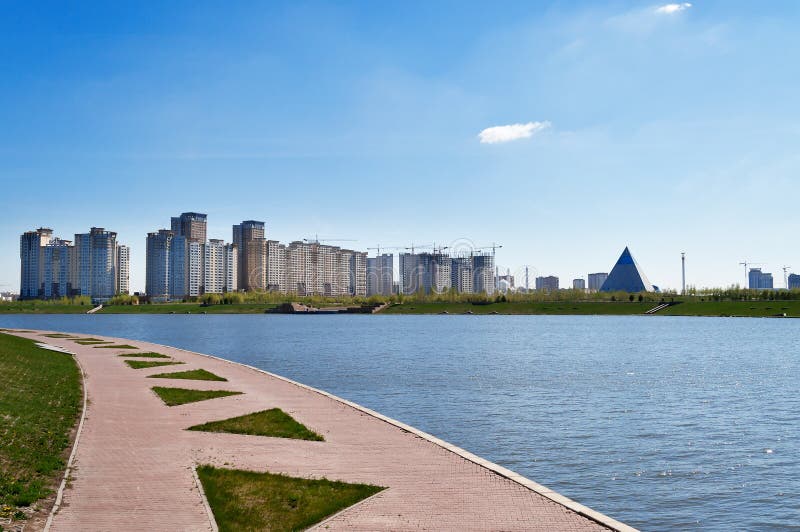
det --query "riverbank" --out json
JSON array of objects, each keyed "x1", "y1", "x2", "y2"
[
  {"x1": 4, "y1": 299, "x2": 800, "y2": 317},
  {"x1": 381, "y1": 300, "x2": 800, "y2": 317},
  {"x1": 0, "y1": 332, "x2": 82, "y2": 530},
  {"x1": 1, "y1": 328, "x2": 633, "y2": 531}
]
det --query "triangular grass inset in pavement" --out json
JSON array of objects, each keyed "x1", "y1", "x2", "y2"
[
  {"x1": 125, "y1": 360, "x2": 183, "y2": 370},
  {"x1": 188, "y1": 408, "x2": 324, "y2": 441},
  {"x1": 72, "y1": 338, "x2": 111, "y2": 344},
  {"x1": 147, "y1": 368, "x2": 227, "y2": 381},
  {"x1": 196, "y1": 466, "x2": 384, "y2": 532},
  {"x1": 93, "y1": 344, "x2": 138, "y2": 349},
  {"x1": 152, "y1": 386, "x2": 242, "y2": 406},
  {"x1": 117, "y1": 352, "x2": 170, "y2": 358}
]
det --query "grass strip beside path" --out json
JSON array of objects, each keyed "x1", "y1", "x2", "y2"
[
  {"x1": 117, "y1": 352, "x2": 170, "y2": 358},
  {"x1": 0, "y1": 332, "x2": 81, "y2": 519},
  {"x1": 151, "y1": 387, "x2": 242, "y2": 406},
  {"x1": 93, "y1": 344, "x2": 138, "y2": 349},
  {"x1": 188, "y1": 409, "x2": 324, "y2": 441},
  {"x1": 196, "y1": 466, "x2": 384, "y2": 532},
  {"x1": 148, "y1": 369, "x2": 227, "y2": 381},
  {"x1": 125, "y1": 360, "x2": 183, "y2": 370}
]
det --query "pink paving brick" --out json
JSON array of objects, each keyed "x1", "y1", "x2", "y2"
[{"x1": 13, "y1": 330, "x2": 634, "y2": 531}]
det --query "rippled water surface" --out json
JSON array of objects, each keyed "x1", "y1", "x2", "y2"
[{"x1": 2, "y1": 314, "x2": 798, "y2": 530}]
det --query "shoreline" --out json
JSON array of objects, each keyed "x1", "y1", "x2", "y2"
[{"x1": 4, "y1": 328, "x2": 635, "y2": 531}]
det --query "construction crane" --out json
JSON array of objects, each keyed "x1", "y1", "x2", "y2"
[
  {"x1": 783, "y1": 266, "x2": 792, "y2": 289},
  {"x1": 303, "y1": 235, "x2": 356, "y2": 245},
  {"x1": 404, "y1": 242, "x2": 433, "y2": 254},
  {"x1": 366, "y1": 245, "x2": 407, "y2": 256},
  {"x1": 739, "y1": 261, "x2": 762, "y2": 285},
  {"x1": 475, "y1": 243, "x2": 503, "y2": 288}
]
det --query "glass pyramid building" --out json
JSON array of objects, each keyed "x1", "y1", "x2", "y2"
[{"x1": 599, "y1": 247, "x2": 654, "y2": 292}]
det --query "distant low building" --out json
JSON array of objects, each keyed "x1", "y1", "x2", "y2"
[
  {"x1": 573, "y1": 278, "x2": 586, "y2": 291},
  {"x1": 535, "y1": 275, "x2": 559, "y2": 292},
  {"x1": 498, "y1": 274, "x2": 515, "y2": 288},
  {"x1": 587, "y1": 272, "x2": 608, "y2": 292}
]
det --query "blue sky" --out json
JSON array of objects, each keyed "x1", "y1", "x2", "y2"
[{"x1": 2, "y1": 1, "x2": 799, "y2": 293}]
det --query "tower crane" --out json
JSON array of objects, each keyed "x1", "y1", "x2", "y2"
[
  {"x1": 475, "y1": 243, "x2": 503, "y2": 288},
  {"x1": 366, "y1": 245, "x2": 407, "y2": 256},
  {"x1": 783, "y1": 266, "x2": 792, "y2": 289},
  {"x1": 739, "y1": 260, "x2": 762, "y2": 285},
  {"x1": 303, "y1": 235, "x2": 356, "y2": 245}
]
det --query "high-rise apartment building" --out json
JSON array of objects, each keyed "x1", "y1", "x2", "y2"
[
  {"x1": 536, "y1": 275, "x2": 560, "y2": 292},
  {"x1": 281, "y1": 241, "x2": 366, "y2": 296},
  {"x1": 471, "y1": 253, "x2": 495, "y2": 295},
  {"x1": 116, "y1": 245, "x2": 130, "y2": 295},
  {"x1": 171, "y1": 212, "x2": 207, "y2": 242},
  {"x1": 450, "y1": 256, "x2": 473, "y2": 294},
  {"x1": 147, "y1": 215, "x2": 238, "y2": 300},
  {"x1": 350, "y1": 251, "x2": 367, "y2": 296},
  {"x1": 748, "y1": 268, "x2": 774, "y2": 290},
  {"x1": 400, "y1": 251, "x2": 494, "y2": 296},
  {"x1": 233, "y1": 220, "x2": 267, "y2": 291},
  {"x1": 573, "y1": 278, "x2": 586, "y2": 291},
  {"x1": 20, "y1": 228, "x2": 54, "y2": 299},
  {"x1": 20, "y1": 226, "x2": 126, "y2": 301},
  {"x1": 404, "y1": 252, "x2": 451, "y2": 295},
  {"x1": 73, "y1": 227, "x2": 119, "y2": 299},
  {"x1": 204, "y1": 239, "x2": 238, "y2": 294},
  {"x1": 367, "y1": 254, "x2": 394, "y2": 296},
  {"x1": 587, "y1": 272, "x2": 608, "y2": 292},
  {"x1": 788, "y1": 273, "x2": 800, "y2": 290},
  {"x1": 266, "y1": 240, "x2": 287, "y2": 292},
  {"x1": 42, "y1": 238, "x2": 73, "y2": 299},
  {"x1": 146, "y1": 229, "x2": 175, "y2": 301}
]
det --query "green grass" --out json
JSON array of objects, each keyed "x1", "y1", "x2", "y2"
[
  {"x1": 0, "y1": 332, "x2": 82, "y2": 517},
  {"x1": 124, "y1": 360, "x2": 183, "y2": 370},
  {"x1": 382, "y1": 301, "x2": 656, "y2": 315},
  {"x1": 0, "y1": 301, "x2": 279, "y2": 314},
  {"x1": 148, "y1": 369, "x2": 227, "y2": 381},
  {"x1": 151, "y1": 387, "x2": 242, "y2": 406},
  {"x1": 93, "y1": 344, "x2": 138, "y2": 349},
  {"x1": 117, "y1": 352, "x2": 170, "y2": 358},
  {"x1": 97, "y1": 302, "x2": 280, "y2": 314},
  {"x1": 72, "y1": 338, "x2": 111, "y2": 345},
  {"x1": 188, "y1": 409, "x2": 324, "y2": 441},
  {"x1": 0, "y1": 302, "x2": 90, "y2": 314},
  {"x1": 41, "y1": 333, "x2": 78, "y2": 339},
  {"x1": 196, "y1": 466, "x2": 384, "y2": 532},
  {"x1": 661, "y1": 300, "x2": 800, "y2": 317}
]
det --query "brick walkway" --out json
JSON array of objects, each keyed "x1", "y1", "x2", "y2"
[{"x1": 12, "y1": 330, "x2": 634, "y2": 531}]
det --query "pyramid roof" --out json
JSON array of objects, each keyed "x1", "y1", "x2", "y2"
[{"x1": 599, "y1": 247, "x2": 654, "y2": 292}]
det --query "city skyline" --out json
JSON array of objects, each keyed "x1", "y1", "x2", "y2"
[
  {"x1": 14, "y1": 214, "x2": 797, "y2": 296},
  {"x1": 3, "y1": 2, "x2": 800, "y2": 292}
]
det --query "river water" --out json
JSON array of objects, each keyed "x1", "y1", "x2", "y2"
[{"x1": 2, "y1": 314, "x2": 797, "y2": 530}]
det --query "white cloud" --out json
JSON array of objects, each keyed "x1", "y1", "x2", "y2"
[
  {"x1": 655, "y1": 3, "x2": 692, "y2": 14},
  {"x1": 478, "y1": 121, "x2": 551, "y2": 144}
]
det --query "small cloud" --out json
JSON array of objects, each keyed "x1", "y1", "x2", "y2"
[
  {"x1": 655, "y1": 3, "x2": 692, "y2": 14},
  {"x1": 478, "y1": 121, "x2": 551, "y2": 144}
]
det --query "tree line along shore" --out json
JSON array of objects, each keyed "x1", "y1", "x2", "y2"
[{"x1": 3, "y1": 288, "x2": 800, "y2": 317}]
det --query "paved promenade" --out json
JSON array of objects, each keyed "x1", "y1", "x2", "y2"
[{"x1": 10, "y1": 329, "x2": 635, "y2": 531}]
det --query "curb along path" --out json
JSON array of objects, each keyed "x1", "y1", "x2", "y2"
[{"x1": 11, "y1": 329, "x2": 635, "y2": 531}]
